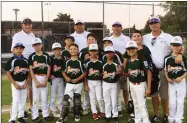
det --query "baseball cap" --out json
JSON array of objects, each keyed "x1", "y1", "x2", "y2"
[
  {"x1": 103, "y1": 37, "x2": 113, "y2": 43},
  {"x1": 89, "y1": 44, "x2": 98, "y2": 51},
  {"x1": 87, "y1": 33, "x2": 96, "y2": 39},
  {"x1": 126, "y1": 41, "x2": 138, "y2": 49},
  {"x1": 14, "y1": 42, "x2": 25, "y2": 48},
  {"x1": 52, "y1": 42, "x2": 62, "y2": 50},
  {"x1": 148, "y1": 16, "x2": 160, "y2": 24},
  {"x1": 112, "y1": 21, "x2": 122, "y2": 27},
  {"x1": 104, "y1": 46, "x2": 115, "y2": 53},
  {"x1": 170, "y1": 36, "x2": 183, "y2": 46},
  {"x1": 75, "y1": 20, "x2": 84, "y2": 25},
  {"x1": 64, "y1": 35, "x2": 75, "y2": 42},
  {"x1": 22, "y1": 18, "x2": 32, "y2": 24},
  {"x1": 32, "y1": 38, "x2": 42, "y2": 45}
]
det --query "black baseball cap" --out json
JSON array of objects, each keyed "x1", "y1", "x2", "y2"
[
  {"x1": 22, "y1": 18, "x2": 32, "y2": 24},
  {"x1": 64, "y1": 35, "x2": 75, "y2": 42},
  {"x1": 14, "y1": 42, "x2": 25, "y2": 48}
]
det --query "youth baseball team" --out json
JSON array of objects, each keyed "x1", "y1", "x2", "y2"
[{"x1": 5, "y1": 16, "x2": 187, "y2": 123}]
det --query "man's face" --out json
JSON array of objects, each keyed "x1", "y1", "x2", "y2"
[
  {"x1": 74, "y1": 23, "x2": 85, "y2": 33},
  {"x1": 132, "y1": 33, "x2": 142, "y2": 45},
  {"x1": 112, "y1": 25, "x2": 122, "y2": 34},
  {"x1": 149, "y1": 22, "x2": 160, "y2": 32},
  {"x1": 52, "y1": 48, "x2": 62, "y2": 56},
  {"x1": 127, "y1": 48, "x2": 138, "y2": 57},
  {"x1": 103, "y1": 41, "x2": 113, "y2": 48},
  {"x1": 32, "y1": 43, "x2": 43, "y2": 52},
  {"x1": 21, "y1": 23, "x2": 32, "y2": 33},
  {"x1": 13, "y1": 46, "x2": 24, "y2": 56},
  {"x1": 87, "y1": 36, "x2": 97, "y2": 46},
  {"x1": 65, "y1": 38, "x2": 74, "y2": 47},
  {"x1": 171, "y1": 45, "x2": 182, "y2": 53},
  {"x1": 105, "y1": 52, "x2": 115, "y2": 59},
  {"x1": 70, "y1": 46, "x2": 79, "y2": 56}
]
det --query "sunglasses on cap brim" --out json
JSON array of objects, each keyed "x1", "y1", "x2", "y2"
[
  {"x1": 52, "y1": 47, "x2": 62, "y2": 50},
  {"x1": 112, "y1": 24, "x2": 122, "y2": 27},
  {"x1": 170, "y1": 43, "x2": 182, "y2": 46},
  {"x1": 149, "y1": 22, "x2": 159, "y2": 25},
  {"x1": 126, "y1": 47, "x2": 137, "y2": 50},
  {"x1": 89, "y1": 49, "x2": 98, "y2": 51},
  {"x1": 104, "y1": 51, "x2": 115, "y2": 54},
  {"x1": 33, "y1": 43, "x2": 42, "y2": 46},
  {"x1": 75, "y1": 23, "x2": 84, "y2": 25},
  {"x1": 103, "y1": 40, "x2": 113, "y2": 43}
]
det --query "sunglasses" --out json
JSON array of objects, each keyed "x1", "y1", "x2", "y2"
[
  {"x1": 33, "y1": 43, "x2": 41, "y2": 46},
  {"x1": 149, "y1": 22, "x2": 159, "y2": 25}
]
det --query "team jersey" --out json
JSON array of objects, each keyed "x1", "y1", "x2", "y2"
[
  {"x1": 63, "y1": 59, "x2": 86, "y2": 84},
  {"x1": 125, "y1": 55, "x2": 150, "y2": 83},
  {"x1": 50, "y1": 55, "x2": 64, "y2": 78},
  {"x1": 85, "y1": 58, "x2": 103, "y2": 80},
  {"x1": 5, "y1": 55, "x2": 29, "y2": 82},
  {"x1": 103, "y1": 50, "x2": 123, "y2": 66},
  {"x1": 164, "y1": 55, "x2": 187, "y2": 79},
  {"x1": 28, "y1": 52, "x2": 51, "y2": 75},
  {"x1": 79, "y1": 47, "x2": 103, "y2": 61},
  {"x1": 103, "y1": 62, "x2": 119, "y2": 83},
  {"x1": 61, "y1": 49, "x2": 71, "y2": 61}
]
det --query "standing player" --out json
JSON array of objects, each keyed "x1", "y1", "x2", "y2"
[
  {"x1": 49, "y1": 43, "x2": 64, "y2": 118},
  {"x1": 6, "y1": 43, "x2": 29, "y2": 123},
  {"x1": 85, "y1": 44, "x2": 105, "y2": 120},
  {"x1": 103, "y1": 46, "x2": 121, "y2": 123},
  {"x1": 124, "y1": 41, "x2": 151, "y2": 123},
  {"x1": 56, "y1": 44, "x2": 87, "y2": 123},
  {"x1": 28, "y1": 38, "x2": 53, "y2": 122},
  {"x1": 110, "y1": 21, "x2": 130, "y2": 115},
  {"x1": 11, "y1": 18, "x2": 35, "y2": 117},
  {"x1": 164, "y1": 36, "x2": 187, "y2": 123}
]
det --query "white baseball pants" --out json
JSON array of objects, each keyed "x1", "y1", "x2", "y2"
[
  {"x1": 32, "y1": 75, "x2": 49, "y2": 120},
  {"x1": 88, "y1": 80, "x2": 105, "y2": 114},
  {"x1": 168, "y1": 79, "x2": 186, "y2": 123},
  {"x1": 82, "y1": 86, "x2": 91, "y2": 110},
  {"x1": 65, "y1": 82, "x2": 83, "y2": 98},
  {"x1": 103, "y1": 81, "x2": 118, "y2": 118},
  {"x1": 9, "y1": 80, "x2": 27, "y2": 122},
  {"x1": 130, "y1": 82, "x2": 150, "y2": 123},
  {"x1": 50, "y1": 78, "x2": 64, "y2": 113},
  {"x1": 117, "y1": 81, "x2": 122, "y2": 111}
]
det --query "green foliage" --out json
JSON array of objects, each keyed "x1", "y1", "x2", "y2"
[{"x1": 53, "y1": 13, "x2": 74, "y2": 22}]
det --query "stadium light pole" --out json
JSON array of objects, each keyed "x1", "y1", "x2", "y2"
[
  {"x1": 41, "y1": 1, "x2": 45, "y2": 51},
  {"x1": 152, "y1": 3, "x2": 155, "y2": 16},
  {"x1": 44, "y1": 2, "x2": 51, "y2": 22},
  {"x1": 128, "y1": 2, "x2": 131, "y2": 37},
  {"x1": 12, "y1": 8, "x2": 20, "y2": 21},
  {"x1": 102, "y1": 1, "x2": 105, "y2": 38}
]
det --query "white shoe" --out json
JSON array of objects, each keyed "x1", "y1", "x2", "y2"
[
  {"x1": 82, "y1": 109, "x2": 90, "y2": 115},
  {"x1": 53, "y1": 112, "x2": 60, "y2": 118},
  {"x1": 75, "y1": 115, "x2": 80, "y2": 122}
]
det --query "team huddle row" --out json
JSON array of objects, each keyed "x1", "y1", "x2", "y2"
[{"x1": 6, "y1": 16, "x2": 187, "y2": 123}]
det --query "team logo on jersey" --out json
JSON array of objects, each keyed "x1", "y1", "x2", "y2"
[
  {"x1": 128, "y1": 69, "x2": 144, "y2": 78},
  {"x1": 67, "y1": 66, "x2": 80, "y2": 75},
  {"x1": 88, "y1": 68, "x2": 100, "y2": 77},
  {"x1": 167, "y1": 65, "x2": 183, "y2": 74},
  {"x1": 103, "y1": 71, "x2": 116, "y2": 79},
  {"x1": 14, "y1": 66, "x2": 29, "y2": 75},
  {"x1": 53, "y1": 65, "x2": 61, "y2": 72},
  {"x1": 33, "y1": 61, "x2": 48, "y2": 70}
]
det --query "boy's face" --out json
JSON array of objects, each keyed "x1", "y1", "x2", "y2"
[
  {"x1": 70, "y1": 46, "x2": 79, "y2": 56},
  {"x1": 105, "y1": 52, "x2": 115, "y2": 59},
  {"x1": 32, "y1": 43, "x2": 43, "y2": 51},
  {"x1": 127, "y1": 48, "x2": 138, "y2": 57},
  {"x1": 171, "y1": 45, "x2": 182, "y2": 53},
  {"x1": 132, "y1": 33, "x2": 142, "y2": 44},
  {"x1": 52, "y1": 48, "x2": 62, "y2": 55},
  {"x1": 65, "y1": 38, "x2": 74, "y2": 46},
  {"x1": 13, "y1": 46, "x2": 24, "y2": 56},
  {"x1": 89, "y1": 50, "x2": 98, "y2": 57},
  {"x1": 87, "y1": 36, "x2": 96, "y2": 46},
  {"x1": 103, "y1": 41, "x2": 113, "y2": 48}
]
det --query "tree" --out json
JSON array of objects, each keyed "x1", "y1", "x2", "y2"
[{"x1": 53, "y1": 13, "x2": 74, "y2": 22}]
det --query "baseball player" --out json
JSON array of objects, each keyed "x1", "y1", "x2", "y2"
[
  {"x1": 56, "y1": 44, "x2": 87, "y2": 123},
  {"x1": 103, "y1": 46, "x2": 121, "y2": 123},
  {"x1": 28, "y1": 38, "x2": 53, "y2": 122},
  {"x1": 61, "y1": 35, "x2": 75, "y2": 61},
  {"x1": 124, "y1": 41, "x2": 151, "y2": 123},
  {"x1": 84, "y1": 44, "x2": 105, "y2": 120},
  {"x1": 5, "y1": 43, "x2": 29, "y2": 123},
  {"x1": 164, "y1": 36, "x2": 187, "y2": 123},
  {"x1": 49, "y1": 43, "x2": 64, "y2": 118}
]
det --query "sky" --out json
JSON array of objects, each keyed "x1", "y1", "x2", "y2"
[{"x1": 1, "y1": 1, "x2": 166, "y2": 30}]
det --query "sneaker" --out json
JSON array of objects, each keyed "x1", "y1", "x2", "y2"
[
  {"x1": 75, "y1": 115, "x2": 80, "y2": 122},
  {"x1": 33, "y1": 117, "x2": 43, "y2": 123},
  {"x1": 163, "y1": 115, "x2": 169, "y2": 123},
  {"x1": 56, "y1": 117, "x2": 67, "y2": 123},
  {"x1": 38, "y1": 109, "x2": 42, "y2": 113},
  {"x1": 82, "y1": 109, "x2": 90, "y2": 115},
  {"x1": 52, "y1": 112, "x2": 61, "y2": 118},
  {"x1": 92, "y1": 113, "x2": 99, "y2": 120},
  {"x1": 23, "y1": 111, "x2": 29, "y2": 119},
  {"x1": 104, "y1": 118, "x2": 110, "y2": 123},
  {"x1": 17, "y1": 117, "x2": 27, "y2": 123},
  {"x1": 118, "y1": 111, "x2": 123, "y2": 117},
  {"x1": 28, "y1": 108, "x2": 32, "y2": 114},
  {"x1": 113, "y1": 117, "x2": 118, "y2": 123},
  {"x1": 44, "y1": 116, "x2": 53, "y2": 121},
  {"x1": 99, "y1": 112, "x2": 105, "y2": 118},
  {"x1": 151, "y1": 115, "x2": 160, "y2": 123},
  {"x1": 9, "y1": 120, "x2": 16, "y2": 123}
]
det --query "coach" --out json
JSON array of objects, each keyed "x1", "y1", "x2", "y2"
[
  {"x1": 109, "y1": 21, "x2": 131, "y2": 116},
  {"x1": 143, "y1": 16, "x2": 183, "y2": 123},
  {"x1": 11, "y1": 18, "x2": 35, "y2": 118}
]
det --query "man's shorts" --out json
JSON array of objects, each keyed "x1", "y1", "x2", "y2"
[
  {"x1": 119, "y1": 76, "x2": 128, "y2": 91},
  {"x1": 150, "y1": 70, "x2": 168, "y2": 99}
]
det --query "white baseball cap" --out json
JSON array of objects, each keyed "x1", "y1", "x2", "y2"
[
  {"x1": 126, "y1": 41, "x2": 138, "y2": 49},
  {"x1": 89, "y1": 44, "x2": 98, "y2": 51},
  {"x1": 32, "y1": 38, "x2": 42, "y2": 45},
  {"x1": 75, "y1": 20, "x2": 84, "y2": 25},
  {"x1": 104, "y1": 46, "x2": 115, "y2": 52},
  {"x1": 52, "y1": 42, "x2": 62, "y2": 50},
  {"x1": 170, "y1": 36, "x2": 183, "y2": 46}
]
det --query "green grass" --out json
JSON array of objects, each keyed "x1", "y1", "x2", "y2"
[{"x1": 1, "y1": 78, "x2": 187, "y2": 123}]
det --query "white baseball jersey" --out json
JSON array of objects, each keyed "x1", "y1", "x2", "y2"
[
  {"x1": 71, "y1": 31, "x2": 90, "y2": 51},
  {"x1": 11, "y1": 30, "x2": 35, "y2": 59},
  {"x1": 110, "y1": 33, "x2": 131, "y2": 54},
  {"x1": 143, "y1": 31, "x2": 173, "y2": 69}
]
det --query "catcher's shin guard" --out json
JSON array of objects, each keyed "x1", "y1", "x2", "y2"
[
  {"x1": 73, "y1": 93, "x2": 81, "y2": 115},
  {"x1": 61, "y1": 94, "x2": 70, "y2": 118}
]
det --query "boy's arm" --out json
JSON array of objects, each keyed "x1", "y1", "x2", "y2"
[
  {"x1": 41, "y1": 66, "x2": 51, "y2": 87},
  {"x1": 72, "y1": 72, "x2": 87, "y2": 83},
  {"x1": 62, "y1": 72, "x2": 71, "y2": 82},
  {"x1": 175, "y1": 72, "x2": 187, "y2": 83},
  {"x1": 6, "y1": 71, "x2": 20, "y2": 89},
  {"x1": 29, "y1": 65, "x2": 41, "y2": 88},
  {"x1": 21, "y1": 73, "x2": 30, "y2": 89},
  {"x1": 145, "y1": 69, "x2": 151, "y2": 96}
]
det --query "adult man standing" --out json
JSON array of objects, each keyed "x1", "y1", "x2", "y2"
[
  {"x1": 109, "y1": 21, "x2": 131, "y2": 116},
  {"x1": 143, "y1": 16, "x2": 183, "y2": 123},
  {"x1": 11, "y1": 18, "x2": 35, "y2": 118},
  {"x1": 71, "y1": 20, "x2": 91, "y2": 115}
]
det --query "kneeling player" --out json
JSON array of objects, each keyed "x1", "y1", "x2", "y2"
[{"x1": 56, "y1": 44, "x2": 87, "y2": 123}]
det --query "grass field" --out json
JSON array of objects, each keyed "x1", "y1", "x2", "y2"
[{"x1": 1, "y1": 77, "x2": 187, "y2": 123}]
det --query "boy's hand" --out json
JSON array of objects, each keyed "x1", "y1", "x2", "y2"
[
  {"x1": 167, "y1": 78, "x2": 173, "y2": 84},
  {"x1": 71, "y1": 79, "x2": 77, "y2": 83},
  {"x1": 50, "y1": 75, "x2": 55, "y2": 80},
  {"x1": 84, "y1": 54, "x2": 90, "y2": 60},
  {"x1": 65, "y1": 77, "x2": 71, "y2": 82},
  {"x1": 35, "y1": 82, "x2": 41, "y2": 88},
  {"x1": 175, "y1": 77, "x2": 182, "y2": 83},
  {"x1": 145, "y1": 88, "x2": 151, "y2": 96},
  {"x1": 84, "y1": 83, "x2": 88, "y2": 92},
  {"x1": 14, "y1": 83, "x2": 21, "y2": 90},
  {"x1": 21, "y1": 82, "x2": 27, "y2": 89},
  {"x1": 41, "y1": 80, "x2": 47, "y2": 87}
]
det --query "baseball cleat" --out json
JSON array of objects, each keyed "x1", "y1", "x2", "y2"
[
  {"x1": 52, "y1": 112, "x2": 61, "y2": 118},
  {"x1": 17, "y1": 117, "x2": 27, "y2": 123},
  {"x1": 163, "y1": 115, "x2": 169, "y2": 123},
  {"x1": 151, "y1": 115, "x2": 160, "y2": 123},
  {"x1": 118, "y1": 111, "x2": 123, "y2": 117},
  {"x1": 82, "y1": 109, "x2": 90, "y2": 115},
  {"x1": 9, "y1": 120, "x2": 16, "y2": 123},
  {"x1": 98, "y1": 112, "x2": 105, "y2": 118},
  {"x1": 33, "y1": 117, "x2": 43, "y2": 123},
  {"x1": 23, "y1": 111, "x2": 29, "y2": 119},
  {"x1": 74, "y1": 115, "x2": 80, "y2": 122},
  {"x1": 92, "y1": 113, "x2": 99, "y2": 120}
]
